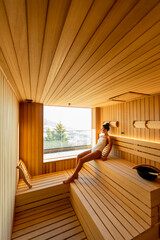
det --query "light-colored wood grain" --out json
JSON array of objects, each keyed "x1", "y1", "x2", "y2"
[
  {"x1": 4, "y1": 0, "x2": 31, "y2": 98},
  {"x1": 36, "y1": 0, "x2": 71, "y2": 102},
  {"x1": 40, "y1": 0, "x2": 94, "y2": 102},
  {"x1": 69, "y1": 157, "x2": 159, "y2": 239},
  {"x1": 19, "y1": 102, "x2": 43, "y2": 176},
  {"x1": 12, "y1": 192, "x2": 86, "y2": 240},
  {"x1": 0, "y1": 0, "x2": 160, "y2": 107},
  {"x1": 0, "y1": 69, "x2": 19, "y2": 240},
  {"x1": 45, "y1": 0, "x2": 115, "y2": 104},
  {"x1": 27, "y1": 0, "x2": 48, "y2": 101},
  {"x1": 0, "y1": 0, "x2": 26, "y2": 99},
  {"x1": 101, "y1": 94, "x2": 160, "y2": 166}
]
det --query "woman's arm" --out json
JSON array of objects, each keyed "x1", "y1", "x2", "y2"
[{"x1": 101, "y1": 136, "x2": 112, "y2": 161}]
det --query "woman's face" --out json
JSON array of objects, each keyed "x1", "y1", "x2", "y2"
[{"x1": 101, "y1": 126, "x2": 105, "y2": 133}]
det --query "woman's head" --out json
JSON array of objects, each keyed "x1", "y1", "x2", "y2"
[{"x1": 102, "y1": 122, "x2": 110, "y2": 132}]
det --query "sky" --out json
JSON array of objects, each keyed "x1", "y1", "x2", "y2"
[{"x1": 44, "y1": 106, "x2": 92, "y2": 130}]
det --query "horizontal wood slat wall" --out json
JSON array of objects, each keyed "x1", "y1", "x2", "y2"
[
  {"x1": 0, "y1": 68, "x2": 19, "y2": 240},
  {"x1": 100, "y1": 94, "x2": 160, "y2": 168},
  {"x1": 19, "y1": 103, "x2": 76, "y2": 175}
]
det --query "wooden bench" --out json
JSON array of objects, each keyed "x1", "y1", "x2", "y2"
[
  {"x1": 69, "y1": 157, "x2": 160, "y2": 240},
  {"x1": 15, "y1": 170, "x2": 70, "y2": 212},
  {"x1": 13, "y1": 137, "x2": 160, "y2": 240}
]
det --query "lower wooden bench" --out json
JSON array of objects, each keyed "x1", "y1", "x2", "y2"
[
  {"x1": 13, "y1": 170, "x2": 87, "y2": 240},
  {"x1": 15, "y1": 170, "x2": 70, "y2": 212}
]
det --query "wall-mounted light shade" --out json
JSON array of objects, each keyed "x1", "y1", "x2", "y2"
[
  {"x1": 133, "y1": 120, "x2": 160, "y2": 129},
  {"x1": 109, "y1": 121, "x2": 119, "y2": 128},
  {"x1": 146, "y1": 121, "x2": 160, "y2": 129},
  {"x1": 133, "y1": 121, "x2": 146, "y2": 128}
]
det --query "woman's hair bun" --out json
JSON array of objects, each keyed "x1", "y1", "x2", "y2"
[{"x1": 103, "y1": 122, "x2": 110, "y2": 131}]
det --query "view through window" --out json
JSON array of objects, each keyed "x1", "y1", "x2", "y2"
[{"x1": 43, "y1": 106, "x2": 92, "y2": 161}]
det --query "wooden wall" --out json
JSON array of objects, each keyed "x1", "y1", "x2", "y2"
[
  {"x1": 100, "y1": 94, "x2": 160, "y2": 168},
  {"x1": 19, "y1": 102, "x2": 76, "y2": 176},
  {"x1": 19, "y1": 102, "x2": 43, "y2": 176},
  {"x1": 92, "y1": 107, "x2": 101, "y2": 143},
  {"x1": 0, "y1": 68, "x2": 19, "y2": 240}
]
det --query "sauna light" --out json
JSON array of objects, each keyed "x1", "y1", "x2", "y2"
[
  {"x1": 133, "y1": 120, "x2": 146, "y2": 128},
  {"x1": 133, "y1": 120, "x2": 160, "y2": 129},
  {"x1": 109, "y1": 121, "x2": 119, "y2": 127}
]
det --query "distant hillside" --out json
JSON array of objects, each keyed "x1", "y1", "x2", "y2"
[{"x1": 44, "y1": 118, "x2": 57, "y2": 130}]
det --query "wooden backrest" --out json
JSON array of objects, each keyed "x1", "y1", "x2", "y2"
[
  {"x1": 111, "y1": 135, "x2": 160, "y2": 164},
  {"x1": 17, "y1": 160, "x2": 32, "y2": 188}
]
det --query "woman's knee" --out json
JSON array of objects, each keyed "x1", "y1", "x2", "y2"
[
  {"x1": 79, "y1": 157, "x2": 85, "y2": 165},
  {"x1": 77, "y1": 153, "x2": 83, "y2": 159}
]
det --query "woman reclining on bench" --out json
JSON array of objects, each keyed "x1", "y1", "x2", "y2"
[{"x1": 63, "y1": 122, "x2": 112, "y2": 184}]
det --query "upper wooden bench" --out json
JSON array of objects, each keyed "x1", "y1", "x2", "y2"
[{"x1": 69, "y1": 157, "x2": 160, "y2": 240}]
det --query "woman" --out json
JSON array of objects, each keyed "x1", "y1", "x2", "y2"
[{"x1": 63, "y1": 122, "x2": 112, "y2": 184}]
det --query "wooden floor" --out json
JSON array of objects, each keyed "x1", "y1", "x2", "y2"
[{"x1": 12, "y1": 198, "x2": 87, "y2": 240}]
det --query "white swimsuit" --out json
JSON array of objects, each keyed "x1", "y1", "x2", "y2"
[{"x1": 92, "y1": 137, "x2": 107, "y2": 153}]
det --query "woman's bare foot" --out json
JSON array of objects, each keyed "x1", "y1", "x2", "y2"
[{"x1": 63, "y1": 174, "x2": 78, "y2": 184}]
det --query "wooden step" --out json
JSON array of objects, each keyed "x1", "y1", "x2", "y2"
[
  {"x1": 68, "y1": 160, "x2": 159, "y2": 240},
  {"x1": 15, "y1": 170, "x2": 70, "y2": 211}
]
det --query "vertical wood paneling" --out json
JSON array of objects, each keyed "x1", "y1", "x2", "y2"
[
  {"x1": 101, "y1": 94, "x2": 160, "y2": 167},
  {"x1": 0, "y1": 69, "x2": 19, "y2": 240},
  {"x1": 19, "y1": 102, "x2": 43, "y2": 176}
]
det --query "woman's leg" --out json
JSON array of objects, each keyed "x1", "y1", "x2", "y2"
[
  {"x1": 76, "y1": 149, "x2": 91, "y2": 165},
  {"x1": 63, "y1": 150, "x2": 101, "y2": 184}
]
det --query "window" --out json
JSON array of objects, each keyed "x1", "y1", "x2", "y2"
[{"x1": 43, "y1": 106, "x2": 92, "y2": 161}]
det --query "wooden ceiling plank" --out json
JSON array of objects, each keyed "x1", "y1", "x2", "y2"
[
  {"x1": 43, "y1": 0, "x2": 115, "y2": 103},
  {"x1": 66, "y1": 21, "x2": 160, "y2": 100},
  {"x1": 0, "y1": 48, "x2": 21, "y2": 101},
  {"x1": 46, "y1": 0, "x2": 139, "y2": 104},
  {"x1": 35, "y1": 0, "x2": 71, "y2": 102},
  {"x1": 71, "y1": 67, "x2": 160, "y2": 106},
  {"x1": 47, "y1": 0, "x2": 160, "y2": 105},
  {"x1": 40, "y1": 0, "x2": 94, "y2": 102},
  {"x1": 4, "y1": 0, "x2": 31, "y2": 99},
  {"x1": 65, "y1": 58, "x2": 160, "y2": 104},
  {"x1": 27, "y1": 0, "x2": 48, "y2": 101},
  {"x1": 52, "y1": 1, "x2": 160, "y2": 105},
  {"x1": 71, "y1": 77, "x2": 160, "y2": 107},
  {"x1": 53, "y1": 21, "x2": 160, "y2": 105},
  {"x1": 55, "y1": 60, "x2": 160, "y2": 107},
  {"x1": 0, "y1": 0, "x2": 26, "y2": 99},
  {"x1": 63, "y1": 44, "x2": 160, "y2": 103}
]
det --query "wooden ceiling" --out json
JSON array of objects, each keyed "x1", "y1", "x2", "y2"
[{"x1": 0, "y1": 0, "x2": 160, "y2": 107}]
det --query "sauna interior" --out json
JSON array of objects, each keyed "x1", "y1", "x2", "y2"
[{"x1": 1, "y1": 0, "x2": 160, "y2": 239}]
